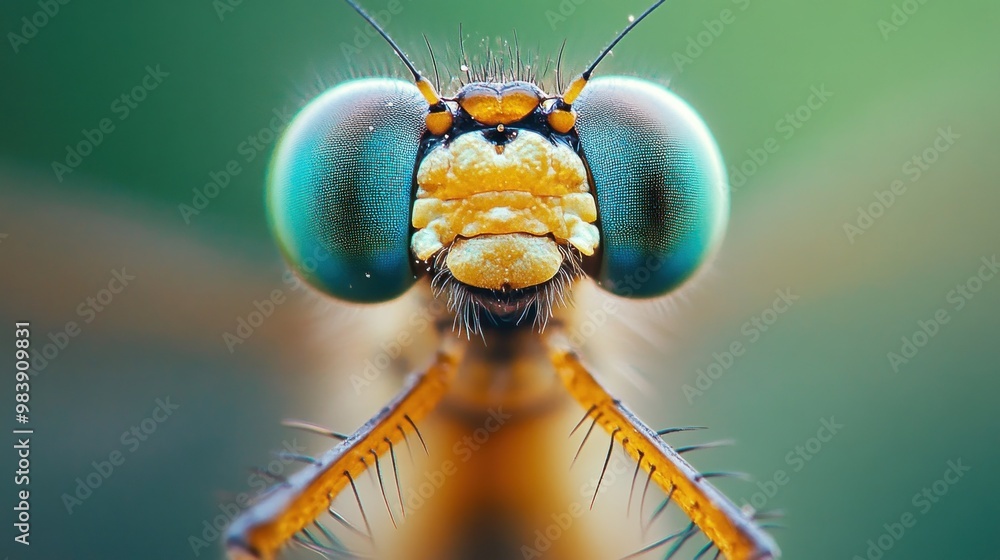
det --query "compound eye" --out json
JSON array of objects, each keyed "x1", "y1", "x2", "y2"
[
  {"x1": 267, "y1": 79, "x2": 426, "y2": 303},
  {"x1": 574, "y1": 77, "x2": 729, "y2": 298}
]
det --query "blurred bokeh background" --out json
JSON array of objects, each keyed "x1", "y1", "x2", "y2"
[{"x1": 1, "y1": 0, "x2": 998, "y2": 558}]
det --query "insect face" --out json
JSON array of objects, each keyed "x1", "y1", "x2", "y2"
[
  {"x1": 268, "y1": 2, "x2": 727, "y2": 328},
  {"x1": 413, "y1": 80, "x2": 598, "y2": 304}
]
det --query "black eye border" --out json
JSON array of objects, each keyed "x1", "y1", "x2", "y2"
[{"x1": 421, "y1": 100, "x2": 580, "y2": 154}]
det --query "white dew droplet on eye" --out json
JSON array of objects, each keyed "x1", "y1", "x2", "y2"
[
  {"x1": 368, "y1": 125, "x2": 374, "y2": 132},
  {"x1": 386, "y1": 101, "x2": 394, "y2": 107},
  {"x1": 365, "y1": 272, "x2": 371, "y2": 278}
]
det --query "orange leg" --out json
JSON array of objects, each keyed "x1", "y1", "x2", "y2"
[
  {"x1": 545, "y1": 329, "x2": 780, "y2": 560},
  {"x1": 226, "y1": 336, "x2": 466, "y2": 560}
]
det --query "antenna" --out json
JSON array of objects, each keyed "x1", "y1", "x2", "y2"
[
  {"x1": 561, "y1": 0, "x2": 667, "y2": 104},
  {"x1": 341, "y1": 0, "x2": 443, "y2": 106}
]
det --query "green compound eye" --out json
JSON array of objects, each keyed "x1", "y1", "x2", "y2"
[
  {"x1": 267, "y1": 78, "x2": 427, "y2": 303},
  {"x1": 574, "y1": 76, "x2": 729, "y2": 298}
]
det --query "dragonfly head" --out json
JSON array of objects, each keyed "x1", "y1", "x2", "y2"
[{"x1": 265, "y1": 1, "x2": 728, "y2": 331}]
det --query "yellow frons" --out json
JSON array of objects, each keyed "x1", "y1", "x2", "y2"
[{"x1": 415, "y1": 131, "x2": 589, "y2": 199}]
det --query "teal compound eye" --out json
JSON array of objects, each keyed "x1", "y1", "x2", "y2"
[
  {"x1": 267, "y1": 78, "x2": 427, "y2": 303},
  {"x1": 574, "y1": 76, "x2": 730, "y2": 299}
]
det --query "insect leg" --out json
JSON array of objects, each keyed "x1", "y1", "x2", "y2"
[
  {"x1": 544, "y1": 330, "x2": 779, "y2": 560},
  {"x1": 226, "y1": 336, "x2": 466, "y2": 560}
]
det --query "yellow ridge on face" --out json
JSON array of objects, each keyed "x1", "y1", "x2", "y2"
[
  {"x1": 410, "y1": 130, "x2": 601, "y2": 287},
  {"x1": 545, "y1": 330, "x2": 781, "y2": 560},
  {"x1": 226, "y1": 337, "x2": 466, "y2": 560},
  {"x1": 411, "y1": 191, "x2": 598, "y2": 259},
  {"x1": 414, "y1": 131, "x2": 590, "y2": 200}
]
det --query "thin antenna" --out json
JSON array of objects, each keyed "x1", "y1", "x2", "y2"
[
  {"x1": 560, "y1": 0, "x2": 667, "y2": 104},
  {"x1": 582, "y1": 0, "x2": 666, "y2": 80},
  {"x1": 341, "y1": 0, "x2": 442, "y2": 105},
  {"x1": 342, "y1": 0, "x2": 420, "y2": 80}
]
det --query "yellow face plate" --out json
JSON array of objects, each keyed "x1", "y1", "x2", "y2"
[
  {"x1": 411, "y1": 130, "x2": 600, "y2": 290},
  {"x1": 412, "y1": 130, "x2": 598, "y2": 250}
]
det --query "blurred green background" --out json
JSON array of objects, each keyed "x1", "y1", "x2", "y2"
[{"x1": 1, "y1": 0, "x2": 998, "y2": 558}]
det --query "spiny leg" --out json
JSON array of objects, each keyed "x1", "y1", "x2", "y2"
[
  {"x1": 590, "y1": 427, "x2": 621, "y2": 509},
  {"x1": 627, "y1": 447, "x2": 643, "y2": 516},
  {"x1": 386, "y1": 437, "x2": 405, "y2": 519},
  {"x1": 372, "y1": 448, "x2": 397, "y2": 528},
  {"x1": 544, "y1": 330, "x2": 780, "y2": 560},
  {"x1": 226, "y1": 336, "x2": 466, "y2": 560}
]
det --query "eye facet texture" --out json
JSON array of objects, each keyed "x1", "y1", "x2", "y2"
[
  {"x1": 268, "y1": 79, "x2": 426, "y2": 302},
  {"x1": 574, "y1": 76, "x2": 729, "y2": 298}
]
